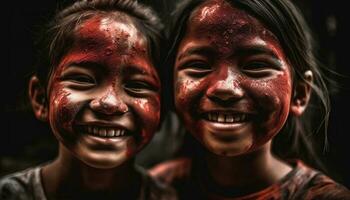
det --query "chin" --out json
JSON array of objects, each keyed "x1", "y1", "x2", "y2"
[
  {"x1": 77, "y1": 149, "x2": 130, "y2": 169},
  {"x1": 203, "y1": 138, "x2": 253, "y2": 157}
]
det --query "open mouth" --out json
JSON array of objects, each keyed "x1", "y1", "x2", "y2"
[
  {"x1": 76, "y1": 125, "x2": 132, "y2": 138},
  {"x1": 203, "y1": 112, "x2": 249, "y2": 123}
]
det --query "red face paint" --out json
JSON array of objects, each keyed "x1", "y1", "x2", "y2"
[
  {"x1": 174, "y1": 0, "x2": 292, "y2": 156},
  {"x1": 48, "y1": 14, "x2": 161, "y2": 168}
]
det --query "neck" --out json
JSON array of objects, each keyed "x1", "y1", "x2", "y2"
[
  {"x1": 42, "y1": 144, "x2": 140, "y2": 198},
  {"x1": 202, "y1": 142, "x2": 292, "y2": 195}
]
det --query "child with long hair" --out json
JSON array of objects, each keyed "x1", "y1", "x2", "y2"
[{"x1": 150, "y1": 0, "x2": 350, "y2": 199}]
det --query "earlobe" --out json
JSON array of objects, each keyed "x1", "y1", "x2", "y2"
[
  {"x1": 29, "y1": 75, "x2": 48, "y2": 122},
  {"x1": 290, "y1": 70, "x2": 313, "y2": 116}
]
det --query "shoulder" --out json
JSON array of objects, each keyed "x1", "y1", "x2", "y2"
[
  {"x1": 301, "y1": 172, "x2": 350, "y2": 200},
  {"x1": 289, "y1": 160, "x2": 350, "y2": 200},
  {"x1": 0, "y1": 166, "x2": 44, "y2": 200},
  {"x1": 137, "y1": 166, "x2": 178, "y2": 200}
]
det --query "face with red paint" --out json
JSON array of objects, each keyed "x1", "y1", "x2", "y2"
[
  {"x1": 33, "y1": 13, "x2": 161, "y2": 168},
  {"x1": 174, "y1": 0, "x2": 302, "y2": 156}
]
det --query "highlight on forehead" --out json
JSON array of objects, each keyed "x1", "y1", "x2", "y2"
[
  {"x1": 75, "y1": 11, "x2": 147, "y2": 45},
  {"x1": 190, "y1": 0, "x2": 249, "y2": 25},
  {"x1": 100, "y1": 12, "x2": 146, "y2": 44},
  {"x1": 70, "y1": 11, "x2": 148, "y2": 56},
  {"x1": 188, "y1": 0, "x2": 277, "y2": 41}
]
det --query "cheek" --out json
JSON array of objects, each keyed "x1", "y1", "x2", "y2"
[
  {"x1": 174, "y1": 75, "x2": 203, "y2": 109},
  {"x1": 49, "y1": 83, "x2": 84, "y2": 135},
  {"x1": 248, "y1": 74, "x2": 292, "y2": 132},
  {"x1": 133, "y1": 97, "x2": 161, "y2": 135},
  {"x1": 130, "y1": 97, "x2": 160, "y2": 155},
  {"x1": 174, "y1": 75, "x2": 208, "y2": 138}
]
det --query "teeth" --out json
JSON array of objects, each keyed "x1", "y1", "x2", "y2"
[
  {"x1": 99, "y1": 129, "x2": 107, "y2": 137},
  {"x1": 206, "y1": 113, "x2": 247, "y2": 123},
  {"x1": 93, "y1": 127, "x2": 99, "y2": 135},
  {"x1": 212, "y1": 113, "x2": 218, "y2": 121},
  {"x1": 83, "y1": 126, "x2": 128, "y2": 138},
  {"x1": 107, "y1": 129, "x2": 115, "y2": 137},
  {"x1": 115, "y1": 130, "x2": 121, "y2": 136},
  {"x1": 218, "y1": 114, "x2": 225, "y2": 122},
  {"x1": 225, "y1": 115, "x2": 234, "y2": 123}
]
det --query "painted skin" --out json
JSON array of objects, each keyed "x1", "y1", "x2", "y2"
[
  {"x1": 47, "y1": 14, "x2": 161, "y2": 169},
  {"x1": 174, "y1": 0, "x2": 294, "y2": 156}
]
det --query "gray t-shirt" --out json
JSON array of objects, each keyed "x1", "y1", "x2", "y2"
[{"x1": 0, "y1": 165, "x2": 177, "y2": 200}]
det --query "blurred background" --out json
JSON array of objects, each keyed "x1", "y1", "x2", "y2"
[{"x1": 2, "y1": 0, "x2": 349, "y2": 189}]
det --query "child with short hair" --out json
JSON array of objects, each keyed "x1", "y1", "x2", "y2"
[{"x1": 0, "y1": 0, "x2": 176, "y2": 199}]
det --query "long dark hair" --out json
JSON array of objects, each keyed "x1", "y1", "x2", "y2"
[{"x1": 166, "y1": 0, "x2": 331, "y2": 170}]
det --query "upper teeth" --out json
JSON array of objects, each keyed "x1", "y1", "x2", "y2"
[
  {"x1": 86, "y1": 126, "x2": 126, "y2": 137},
  {"x1": 207, "y1": 113, "x2": 246, "y2": 123}
]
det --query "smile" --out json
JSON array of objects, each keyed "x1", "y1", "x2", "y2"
[
  {"x1": 79, "y1": 126, "x2": 129, "y2": 138},
  {"x1": 204, "y1": 112, "x2": 247, "y2": 123}
]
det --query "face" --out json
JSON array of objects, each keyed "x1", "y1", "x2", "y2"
[
  {"x1": 174, "y1": 0, "x2": 294, "y2": 156},
  {"x1": 47, "y1": 14, "x2": 161, "y2": 168}
]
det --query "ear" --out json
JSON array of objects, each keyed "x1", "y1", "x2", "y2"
[
  {"x1": 29, "y1": 75, "x2": 48, "y2": 122},
  {"x1": 290, "y1": 70, "x2": 313, "y2": 116}
]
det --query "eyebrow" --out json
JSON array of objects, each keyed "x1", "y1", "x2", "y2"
[
  {"x1": 177, "y1": 46, "x2": 216, "y2": 61},
  {"x1": 67, "y1": 61, "x2": 105, "y2": 70},
  {"x1": 177, "y1": 44, "x2": 280, "y2": 59},
  {"x1": 236, "y1": 45, "x2": 280, "y2": 60},
  {"x1": 122, "y1": 65, "x2": 159, "y2": 81},
  {"x1": 122, "y1": 65, "x2": 147, "y2": 75}
]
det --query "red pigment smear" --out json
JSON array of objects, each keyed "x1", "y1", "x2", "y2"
[
  {"x1": 188, "y1": 0, "x2": 279, "y2": 56},
  {"x1": 174, "y1": 0, "x2": 294, "y2": 150}
]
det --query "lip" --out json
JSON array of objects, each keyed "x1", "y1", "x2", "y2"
[
  {"x1": 203, "y1": 119, "x2": 247, "y2": 131},
  {"x1": 85, "y1": 134, "x2": 131, "y2": 143}
]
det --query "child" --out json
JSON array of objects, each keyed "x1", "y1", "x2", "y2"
[
  {"x1": 150, "y1": 0, "x2": 350, "y2": 199},
  {"x1": 0, "y1": 0, "x2": 177, "y2": 199}
]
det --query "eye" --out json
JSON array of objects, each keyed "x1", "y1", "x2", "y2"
[
  {"x1": 241, "y1": 61, "x2": 280, "y2": 77},
  {"x1": 70, "y1": 75, "x2": 95, "y2": 84},
  {"x1": 64, "y1": 74, "x2": 95, "y2": 84},
  {"x1": 243, "y1": 61, "x2": 270, "y2": 70},
  {"x1": 181, "y1": 61, "x2": 212, "y2": 77},
  {"x1": 124, "y1": 81, "x2": 157, "y2": 95},
  {"x1": 61, "y1": 74, "x2": 96, "y2": 89}
]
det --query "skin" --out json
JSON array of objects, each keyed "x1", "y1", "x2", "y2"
[
  {"x1": 173, "y1": 0, "x2": 311, "y2": 196},
  {"x1": 29, "y1": 13, "x2": 160, "y2": 198}
]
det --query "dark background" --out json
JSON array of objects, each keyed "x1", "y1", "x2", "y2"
[{"x1": 2, "y1": 0, "x2": 349, "y2": 189}]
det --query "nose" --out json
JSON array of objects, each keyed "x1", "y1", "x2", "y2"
[
  {"x1": 206, "y1": 69, "x2": 244, "y2": 103},
  {"x1": 90, "y1": 87, "x2": 128, "y2": 115}
]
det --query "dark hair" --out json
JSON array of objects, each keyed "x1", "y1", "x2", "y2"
[
  {"x1": 35, "y1": 0, "x2": 164, "y2": 88},
  {"x1": 167, "y1": 0, "x2": 331, "y2": 169}
]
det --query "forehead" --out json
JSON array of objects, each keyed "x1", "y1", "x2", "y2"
[
  {"x1": 188, "y1": 0, "x2": 277, "y2": 42},
  {"x1": 74, "y1": 13, "x2": 147, "y2": 50},
  {"x1": 54, "y1": 13, "x2": 156, "y2": 76}
]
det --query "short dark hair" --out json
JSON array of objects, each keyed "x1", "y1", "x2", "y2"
[{"x1": 167, "y1": 0, "x2": 331, "y2": 169}]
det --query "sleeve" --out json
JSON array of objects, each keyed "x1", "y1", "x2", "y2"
[
  {"x1": 303, "y1": 173, "x2": 350, "y2": 200},
  {"x1": 0, "y1": 177, "x2": 30, "y2": 200}
]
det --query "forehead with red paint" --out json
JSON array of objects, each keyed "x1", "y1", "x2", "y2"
[
  {"x1": 184, "y1": 0, "x2": 281, "y2": 56},
  {"x1": 76, "y1": 13, "x2": 147, "y2": 53},
  {"x1": 49, "y1": 13, "x2": 159, "y2": 88}
]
